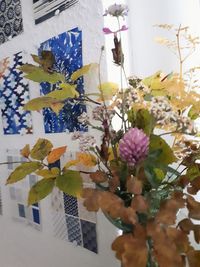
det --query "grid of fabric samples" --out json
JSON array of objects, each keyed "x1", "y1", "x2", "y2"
[
  {"x1": 0, "y1": 52, "x2": 33, "y2": 135},
  {"x1": 50, "y1": 154, "x2": 98, "y2": 253},
  {"x1": 0, "y1": 0, "x2": 23, "y2": 45},
  {"x1": 39, "y1": 28, "x2": 87, "y2": 134},
  {"x1": 6, "y1": 149, "x2": 41, "y2": 230},
  {"x1": 33, "y1": 0, "x2": 79, "y2": 25}
]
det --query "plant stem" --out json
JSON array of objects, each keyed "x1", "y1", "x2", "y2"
[{"x1": 176, "y1": 24, "x2": 183, "y2": 80}]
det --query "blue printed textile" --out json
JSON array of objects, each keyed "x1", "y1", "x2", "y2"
[
  {"x1": 0, "y1": 52, "x2": 33, "y2": 135},
  {"x1": 39, "y1": 28, "x2": 87, "y2": 133}
]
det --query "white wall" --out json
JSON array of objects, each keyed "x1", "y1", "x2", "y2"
[
  {"x1": 0, "y1": 1, "x2": 119, "y2": 267},
  {"x1": 128, "y1": 0, "x2": 200, "y2": 76}
]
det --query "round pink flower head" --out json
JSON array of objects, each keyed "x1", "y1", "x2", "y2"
[{"x1": 119, "y1": 128, "x2": 149, "y2": 166}]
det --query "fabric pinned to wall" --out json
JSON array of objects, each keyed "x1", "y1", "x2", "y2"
[
  {"x1": 33, "y1": 0, "x2": 79, "y2": 25},
  {"x1": 0, "y1": 52, "x2": 33, "y2": 135},
  {"x1": 0, "y1": 0, "x2": 23, "y2": 45},
  {"x1": 39, "y1": 28, "x2": 87, "y2": 134}
]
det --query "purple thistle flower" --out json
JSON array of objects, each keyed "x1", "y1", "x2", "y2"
[{"x1": 119, "y1": 128, "x2": 149, "y2": 166}]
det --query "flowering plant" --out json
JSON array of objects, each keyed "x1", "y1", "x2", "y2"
[{"x1": 2, "y1": 3, "x2": 200, "y2": 267}]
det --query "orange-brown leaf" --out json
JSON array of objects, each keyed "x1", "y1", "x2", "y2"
[
  {"x1": 20, "y1": 144, "x2": 30, "y2": 158},
  {"x1": 47, "y1": 146, "x2": 67, "y2": 164},
  {"x1": 126, "y1": 176, "x2": 142, "y2": 195},
  {"x1": 109, "y1": 175, "x2": 120, "y2": 193},
  {"x1": 131, "y1": 195, "x2": 149, "y2": 213},
  {"x1": 98, "y1": 191, "x2": 124, "y2": 219},
  {"x1": 187, "y1": 176, "x2": 200, "y2": 195},
  {"x1": 156, "y1": 193, "x2": 185, "y2": 225},
  {"x1": 90, "y1": 171, "x2": 108, "y2": 183},
  {"x1": 120, "y1": 207, "x2": 138, "y2": 225},
  {"x1": 187, "y1": 250, "x2": 200, "y2": 267},
  {"x1": 178, "y1": 218, "x2": 194, "y2": 234},
  {"x1": 187, "y1": 195, "x2": 200, "y2": 220},
  {"x1": 112, "y1": 234, "x2": 133, "y2": 260},
  {"x1": 81, "y1": 188, "x2": 100, "y2": 212}
]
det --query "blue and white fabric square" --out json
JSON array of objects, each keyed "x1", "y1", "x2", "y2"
[
  {"x1": 39, "y1": 28, "x2": 87, "y2": 133},
  {"x1": 0, "y1": 0, "x2": 23, "y2": 45},
  {"x1": 0, "y1": 52, "x2": 33, "y2": 135}
]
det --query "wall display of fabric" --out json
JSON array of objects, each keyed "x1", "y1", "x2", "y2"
[
  {"x1": 50, "y1": 153, "x2": 98, "y2": 253},
  {"x1": 33, "y1": 0, "x2": 79, "y2": 25},
  {"x1": 0, "y1": 0, "x2": 23, "y2": 45},
  {"x1": 39, "y1": 28, "x2": 87, "y2": 133},
  {"x1": 6, "y1": 149, "x2": 41, "y2": 230},
  {"x1": 0, "y1": 52, "x2": 33, "y2": 135}
]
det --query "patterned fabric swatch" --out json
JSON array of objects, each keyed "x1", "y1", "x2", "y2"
[
  {"x1": 0, "y1": 52, "x2": 33, "y2": 135},
  {"x1": 50, "y1": 158, "x2": 98, "y2": 253},
  {"x1": 6, "y1": 150, "x2": 41, "y2": 231},
  {"x1": 33, "y1": 0, "x2": 78, "y2": 25},
  {"x1": 39, "y1": 28, "x2": 87, "y2": 133},
  {"x1": 0, "y1": 0, "x2": 23, "y2": 45}
]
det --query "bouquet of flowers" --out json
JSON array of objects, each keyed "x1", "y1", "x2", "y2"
[{"x1": 3, "y1": 3, "x2": 200, "y2": 267}]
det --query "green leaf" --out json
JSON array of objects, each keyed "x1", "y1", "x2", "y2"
[
  {"x1": 128, "y1": 108, "x2": 155, "y2": 135},
  {"x1": 186, "y1": 164, "x2": 200, "y2": 180},
  {"x1": 6, "y1": 162, "x2": 42, "y2": 184},
  {"x1": 149, "y1": 135, "x2": 177, "y2": 165},
  {"x1": 46, "y1": 83, "x2": 78, "y2": 99},
  {"x1": 144, "y1": 165, "x2": 163, "y2": 187},
  {"x1": 188, "y1": 103, "x2": 200, "y2": 120},
  {"x1": 18, "y1": 64, "x2": 38, "y2": 73},
  {"x1": 28, "y1": 178, "x2": 55, "y2": 205},
  {"x1": 56, "y1": 170, "x2": 82, "y2": 197},
  {"x1": 19, "y1": 64, "x2": 65, "y2": 84},
  {"x1": 23, "y1": 97, "x2": 58, "y2": 111},
  {"x1": 71, "y1": 64, "x2": 96, "y2": 81},
  {"x1": 30, "y1": 138, "x2": 53, "y2": 160}
]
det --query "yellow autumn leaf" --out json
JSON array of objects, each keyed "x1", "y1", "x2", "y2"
[
  {"x1": 77, "y1": 153, "x2": 97, "y2": 167},
  {"x1": 71, "y1": 63, "x2": 98, "y2": 81},
  {"x1": 46, "y1": 83, "x2": 78, "y2": 100},
  {"x1": 98, "y1": 82, "x2": 119, "y2": 101},
  {"x1": 36, "y1": 168, "x2": 60, "y2": 179},
  {"x1": 50, "y1": 102, "x2": 65, "y2": 115},
  {"x1": 47, "y1": 146, "x2": 67, "y2": 164},
  {"x1": 63, "y1": 160, "x2": 79, "y2": 171},
  {"x1": 142, "y1": 71, "x2": 164, "y2": 90}
]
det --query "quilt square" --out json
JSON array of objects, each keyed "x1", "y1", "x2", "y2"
[
  {"x1": 39, "y1": 28, "x2": 87, "y2": 133},
  {"x1": 81, "y1": 220, "x2": 98, "y2": 253},
  {"x1": 66, "y1": 215, "x2": 82, "y2": 246},
  {"x1": 33, "y1": 0, "x2": 78, "y2": 25},
  {"x1": 0, "y1": 52, "x2": 33, "y2": 135},
  {"x1": 0, "y1": 0, "x2": 23, "y2": 45}
]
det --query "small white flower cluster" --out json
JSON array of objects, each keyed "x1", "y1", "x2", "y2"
[
  {"x1": 92, "y1": 106, "x2": 115, "y2": 121},
  {"x1": 77, "y1": 112, "x2": 89, "y2": 124},
  {"x1": 104, "y1": 3, "x2": 129, "y2": 18},
  {"x1": 174, "y1": 116, "x2": 196, "y2": 135},
  {"x1": 150, "y1": 96, "x2": 173, "y2": 124},
  {"x1": 71, "y1": 131, "x2": 96, "y2": 151},
  {"x1": 150, "y1": 96, "x2": 196, "y2": 134}
]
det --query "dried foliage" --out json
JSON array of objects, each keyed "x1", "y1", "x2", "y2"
[{"x1": 1, "y1": 6, "x2": 200, "y2": 267}]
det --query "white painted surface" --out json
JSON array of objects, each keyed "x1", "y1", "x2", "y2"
[
  {"x1": 127, "y1": 0, "x2": 200, "y2": 76},
  {"x1": 0, "y1": 0, "x2": 119, "y2": 267}
]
